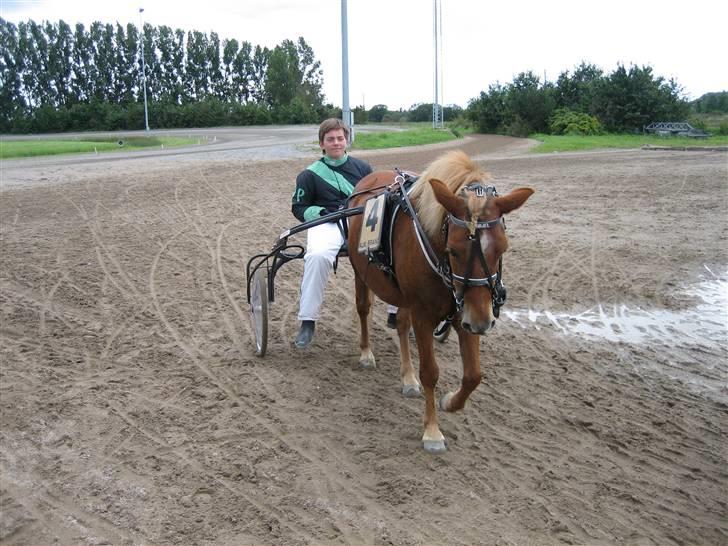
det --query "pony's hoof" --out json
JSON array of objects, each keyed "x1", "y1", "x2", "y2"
[
  {"x1": 402, "y1": 384, "x2": 421, "y2": 398},
  {"x1": 358, "y1": 359, "x2": 376, "y2": 370},
  {"x1": 423, "y1": 439, "x2": 447, "y2": 454},
  {"x1": 439, "y1": 392, "x2": 453, "y2": 411}
]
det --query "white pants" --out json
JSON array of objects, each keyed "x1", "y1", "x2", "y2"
[{"x1": 298, "y1": 222, "x2": 344, "y2": 321}]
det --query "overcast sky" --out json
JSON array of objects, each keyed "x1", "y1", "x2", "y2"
[{"x1": 2, "y1": 0, "x2": 726, "y2": 109}]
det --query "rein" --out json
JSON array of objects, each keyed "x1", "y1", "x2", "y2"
[
  {"x1": 394, "y1": 172, "x2": 454, "y2": 288},
  {"x1": 345, "y1": 183, "x2": 392, "y2": 205}
]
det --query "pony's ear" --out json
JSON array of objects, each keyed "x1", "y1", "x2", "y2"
[
  {"x1": 430, "y1": 178, "x2": 467, "y2": 217},
  {"x1": 494, "y1": 187, "x2": 534, "y2": 214}
]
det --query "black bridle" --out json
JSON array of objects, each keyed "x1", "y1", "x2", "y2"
[
  {"x1": 395, "y1": 173, "x2": 508, "y2": 320},
  {"x1": 446, "y1": 183, "x2": 507, "y2": 318}
]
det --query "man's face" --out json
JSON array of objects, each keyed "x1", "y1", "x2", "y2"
[{"x1": 320, "y1": 128, "x2": 347, "y2": 159}]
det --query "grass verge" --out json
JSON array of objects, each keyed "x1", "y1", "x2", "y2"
[
  {"x1": 529, "y1": 133, "x2": 728, "y2": 153},
  {"x1": 352, "y1": 127, "x2": 462, "y2": 150},
  {"x1": 0, "y1": 136, "x2": 198, "y2": 159}
]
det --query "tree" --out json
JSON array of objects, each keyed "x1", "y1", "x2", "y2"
[
  {"x1": 88, "y1": 22, "x2": 116, "y2": 102},
  {"x1": 467, "y1": 83, "x2": 509, "y2": 133},
  {"x1": 157, "y1": 25, "x2": 184, "y2": 104},
  {"x1": 693, "y1": 91, "x2": 728, "y2": 113},
  {"x1": 185, "y1": 30, "x2": 209, "y2": 100},
  {"x1": 555, "y1": 62, "x2": 603, "y2": 113},
  {"x1": 353, "y1": 105, "x2": 367, "y2": 124},
  {"x1": 207, "y1": 32, "x2": 224, "y2": 100},
  {"x1": 368, "y1": 104, "x2": 388, "y2": 122},
  {"x1": 295, "y1": 37, "x2": 323, "y2": 109},
  {"x1": 2, "y1": 18, "x2": 330, "y2": 131},
  {"x1": 221, "y1": 38, "x2": 238, "y2": 101},
  {"x1": 45, "y1": 20, "x2": 73, "y2": 106},
  {"x1": 23, "y1": 21, "x2": 53, "y2": 107},
  {"x1": 443, "y1": 104, "x2": 463, "y2": 120},
  {"x1": 408, "y1": 103, "x2": 433, "y2": 122},
  {"x1": 139, "y1": 23, "x2": 162, "y2": 102},
  {"x1": 264, "y1": 37, "x2": 324, "y2": 122},
  {"x1": 113, "y1": 23, "x2": 139, "y2": 104},
  {"x1": 0, "y1": 19, "x2": 24, "y2": 130},
  {"x1": 71, "y1": 23, "x2": 92, "y2": 103},
  {"x1": 249, "y1": 45, "x2": 268, "y2": 104},
  {"x1": 231, "y1": 40, "x2": 253, "y2": 103},
  {"x1": 468, "y1": 73, "x2": 555, "y2": 135},
  {"x1": 265, "y1": 39, "x2": 298, "y2": 108},
  {"x1": 592, "y1": 64, "x2": 688, "y2": 132},
  {"x1": 506, "y1": 71, "x2": 555, "y2": 135}
]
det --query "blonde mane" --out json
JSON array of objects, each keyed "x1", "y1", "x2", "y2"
[{"x1": 409, "y1": 150, "x2": 492, "y2": 237}]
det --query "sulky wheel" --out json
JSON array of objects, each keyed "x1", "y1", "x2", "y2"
[{"x1": 249, "y1": 269, "x2": 268, "y2": 356}]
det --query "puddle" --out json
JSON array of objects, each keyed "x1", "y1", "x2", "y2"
[
  {"x1": 504, "y1": 269, "x2": 727, "y2": 400},
  {"x1": 505, "y1": 273, "x2": 727, "y2": 348}
]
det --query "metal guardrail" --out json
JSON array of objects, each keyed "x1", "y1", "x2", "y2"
[{"x1": 644, "y1": 122, "x2": 710, "y2": 138}]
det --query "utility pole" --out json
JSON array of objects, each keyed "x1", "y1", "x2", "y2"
[
  {"x1": 432, "y1": 0, "x2": 443, "y2": 129},
  {"x1": 341, "y1": 0, "x2": 353, "y2": 142},
  {"x1": 139, "y1": 7, "x2": 150, "y2": 132}
]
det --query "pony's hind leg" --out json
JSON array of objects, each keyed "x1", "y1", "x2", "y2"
[
  {"x1": 395, "y1": 308, "x2": 421, "y2": 397},
  {"x1": 412, "y1": 318, "x2": 446, "y2": 453},
  {"x1": 354, "y1": 273, "x2": 376, "y2": 369}
]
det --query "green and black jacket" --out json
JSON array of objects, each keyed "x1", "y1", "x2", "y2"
[{"x1": 291, "y1": 154, "x2": 373, "y2": 223}]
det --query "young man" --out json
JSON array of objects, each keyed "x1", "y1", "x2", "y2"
[{"x1": 291, "y1": 118, "x2": 373, "y2": 348}]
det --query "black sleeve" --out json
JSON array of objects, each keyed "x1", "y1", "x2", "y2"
[{"x1": 351, "y1": 157, "x2": 373, "y2": 186}]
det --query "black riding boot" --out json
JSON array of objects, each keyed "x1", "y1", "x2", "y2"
[
  {"x1": 386, "y1": 312, "x2": 397, "y2": 329},
  {"x1": 294, "y1": 320, "x2": 315, "y2": 348}
]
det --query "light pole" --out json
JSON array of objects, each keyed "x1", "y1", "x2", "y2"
[
  {"x1": 432, "y1": 0, "x2": 443, "y2": 129},
  {"x1": 340, "y1": 0, "x2": 353, "y2": 142},
  {"x1": 139, "y1": 7, "x2": 150, "y2": 131}
]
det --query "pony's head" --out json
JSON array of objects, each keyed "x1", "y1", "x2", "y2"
[
  {"x1": 410, "y1": 151, "x2": 490, "y2": 236},
  {"x1": 415, "y1": 151, "x2": 533, "y2": 334}
]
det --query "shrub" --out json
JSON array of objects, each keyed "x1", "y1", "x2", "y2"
[
  {"x1": 549, "y1": 108, "x2": 603, "y2": 135},
  {"x1": 688, "y1": 117, "x2": 707, "y2": 131},
  {"x1": 507, "y1": 116, "x2": 533, "y2": 138}
]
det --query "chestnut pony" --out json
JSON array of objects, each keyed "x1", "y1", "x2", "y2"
[{"x1": 347, "y1": 151, "x2": 533, "y2": 453}]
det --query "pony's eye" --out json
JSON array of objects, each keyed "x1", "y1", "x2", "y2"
[{"x1": 446, "y1": 247, "x2": 459, "y2": 258}]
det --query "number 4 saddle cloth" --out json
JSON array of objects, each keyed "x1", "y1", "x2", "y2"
[{"x1": 362, "y1": 171, "x2": 418, "y2": 281}]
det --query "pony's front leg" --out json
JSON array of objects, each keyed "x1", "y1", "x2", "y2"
[
  {"x1": 354, "y1": 273, "x2": 376, "y2": 369},
  {"x1": 394, "y1": 308, "x2": 421, "y2": 397},
  {"x1": 440, "y1": 325, "x2": 482, "y2": 412},
  {"x1": 412, "y1": 319, "x2": 446, "y2": 453}
]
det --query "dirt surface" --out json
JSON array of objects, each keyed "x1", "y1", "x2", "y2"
[{"x1": 1, "y1": 134, "x2": 726, "y2": 545}]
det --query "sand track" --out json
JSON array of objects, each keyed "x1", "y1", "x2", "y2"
[{"x1": 1, "y1": 135, "x2": 726, "y2": 545}]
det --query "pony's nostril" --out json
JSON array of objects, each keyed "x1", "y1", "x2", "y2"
[{"x1": 491, "y1": 320, "x2": 496, "y2": 329}]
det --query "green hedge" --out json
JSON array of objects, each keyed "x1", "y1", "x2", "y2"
[{"x1": 549, "y1": 108, "x2": 603, "y2": 135}]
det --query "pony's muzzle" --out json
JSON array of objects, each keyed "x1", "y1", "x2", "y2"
[{"x1": 462, "y1": 319, "x2": 495, "y2": 335}]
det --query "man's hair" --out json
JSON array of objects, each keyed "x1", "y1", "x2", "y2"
[{"x1": 318, "y1": 118, "x2": 350, "y2": 143}]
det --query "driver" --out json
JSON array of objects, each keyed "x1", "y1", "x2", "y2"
[{"x1": 291, "y1": 118, "x2": 373, "y2": 348}]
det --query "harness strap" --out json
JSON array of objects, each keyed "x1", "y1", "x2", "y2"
[{"x1": 394, "y1": 171, "x2": 455, "y2": 290}]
